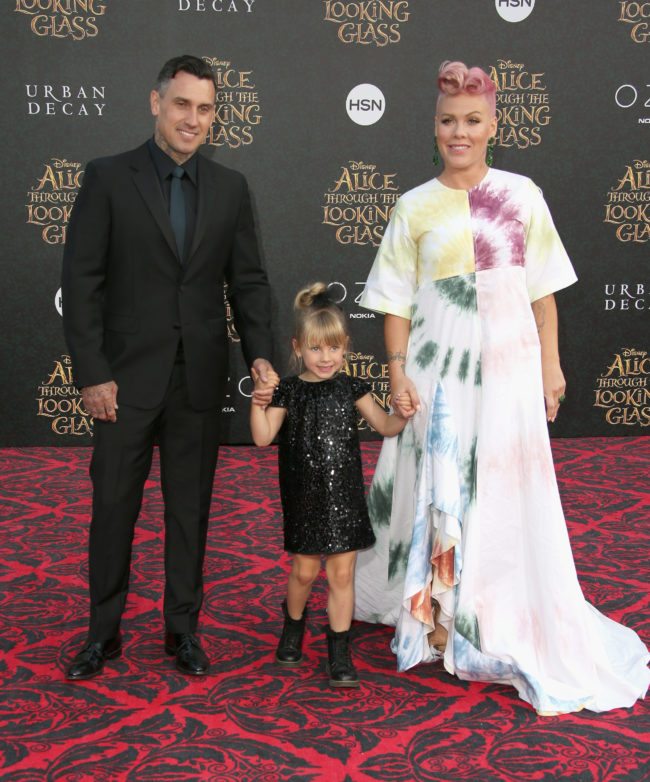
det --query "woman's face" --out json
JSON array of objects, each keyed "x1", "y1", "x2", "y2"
[{"x1": 435, "y1": 93, "x2": 497, "y2": 175}]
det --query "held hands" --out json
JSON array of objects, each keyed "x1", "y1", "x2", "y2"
[
  {"x1": 391, "y1": 376, "x2": 421, "y2": 419},
  {"x1": 251, "y1": 359, "x2": 280, "y2": 408},
  {"x1": 542, "y1": 359, "x2": 566, "y2": 423},
  {"x1": 82, "y1": 381, "x2": 119, "y2": 422}
]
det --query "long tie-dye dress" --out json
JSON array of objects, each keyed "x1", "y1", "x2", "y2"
[{"x1": 354, "y1": 168, "x2": 649, "y2": 715}]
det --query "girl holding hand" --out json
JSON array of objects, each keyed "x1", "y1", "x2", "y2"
[{"x1": 251, "y1": 282, "x2": 407, "y2": 687}]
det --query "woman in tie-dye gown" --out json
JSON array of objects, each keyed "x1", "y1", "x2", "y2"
[{"x1": 354, "y1": 61, "x2": 649, "y2": 715}]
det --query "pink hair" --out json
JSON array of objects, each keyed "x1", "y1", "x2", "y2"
[{"x1": 436, "y1": 60, "x2": 496, "y2": 117}]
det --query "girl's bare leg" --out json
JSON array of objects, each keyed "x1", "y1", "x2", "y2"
[
  {"x1": 325, "y1": 551, "x2": 357, "y2": 631},
  {"x1": 286, "y1": 553, "x2": 320, "y2": 619}
]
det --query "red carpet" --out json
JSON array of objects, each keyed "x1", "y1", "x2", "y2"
[{"x1": 0, "y1": 439, "x2": 648, "y2": 781}]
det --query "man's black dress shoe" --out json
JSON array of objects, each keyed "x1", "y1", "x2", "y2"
[
  {"x1": 164, "y1": 632, "x2": 210, "y2": 676},
  {"x1": 66, "y1": 635, "x2": 122, "y2": 680}
]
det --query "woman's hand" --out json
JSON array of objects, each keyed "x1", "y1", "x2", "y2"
[
  {"x1": 542, "y1": 359, "x2": 566, "y2": 423},
  {"x1": 392, "y1": 375, "x2": 421, "y2": 418},
  {"x1": 531, "y1": 294, "x2": 565, "y2": 423},
  {"x1": 384, "y1": 315, "x2": 420, "y2": 419}
]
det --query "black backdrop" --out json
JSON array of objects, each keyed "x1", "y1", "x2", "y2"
[{"x1": 3, "y1": 0, "x2": 649, "y2": 445}]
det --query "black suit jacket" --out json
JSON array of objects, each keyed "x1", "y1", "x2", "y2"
[{"x1": 62, "y1": 142, "x2": 272, "y2": 410}]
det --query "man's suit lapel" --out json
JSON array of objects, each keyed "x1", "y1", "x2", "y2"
[
  {"x1": 129, "y1": 144, "x2": 179, "y2": 261},
  {"x1": 186, "y1": 153, "x2": 218, "y2": 267}
]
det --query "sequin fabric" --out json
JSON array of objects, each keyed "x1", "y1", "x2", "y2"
[{"x1": 270, "y1": 374, "x2": 376, "y2": 555}]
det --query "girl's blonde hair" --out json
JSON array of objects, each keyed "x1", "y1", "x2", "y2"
[{"x1": 291, "y1": 282, "x2": 349, "y2": 368}]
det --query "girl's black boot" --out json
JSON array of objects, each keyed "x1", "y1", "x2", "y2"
[
  {"x1": 276, "y1": 600, "x2": 307, "y2": 666},
  {"x1": 325, "y1": 625, "x2": 360, "y2": 688}
]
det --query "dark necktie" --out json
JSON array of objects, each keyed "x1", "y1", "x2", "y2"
[{"x1": 169, "y1": 166, "x2": 186, "y2": 262}]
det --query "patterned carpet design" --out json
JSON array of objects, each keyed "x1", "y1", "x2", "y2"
[{"x1": 0, "y1": 439, "x2": 648, "y2": 781}]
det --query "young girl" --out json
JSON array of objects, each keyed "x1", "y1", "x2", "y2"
[{"x1": 250, "y1": 282, "x2": 408, "y2": 688}]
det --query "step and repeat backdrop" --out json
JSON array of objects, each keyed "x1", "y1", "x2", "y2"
[{"x1": 2, "y1": 0, "x2": 649, "y2": 445}]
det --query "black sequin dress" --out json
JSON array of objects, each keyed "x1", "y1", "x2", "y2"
[{"x1": 270, "y1": 374, "x2": 376, "y2": 555}]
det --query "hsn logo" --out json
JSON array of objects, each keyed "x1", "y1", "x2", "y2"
[
  {"x1": 495, "y1": 0, "x2": 535, "y2": 23},
  {"x1": 346, "y1": 84, "x2": 386, "y2": 126}
]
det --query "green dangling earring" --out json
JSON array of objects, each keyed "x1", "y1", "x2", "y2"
[
  {"x1": 486, "y1": 137, "x2": 496, "y2": 167},
  {"x1": 432, "y1": 139, "x2": 440, "y2": 166}
]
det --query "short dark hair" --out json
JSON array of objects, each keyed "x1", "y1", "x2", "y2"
[{"x1": 155, "y1": 55, "x2": 217, "y2": 95}]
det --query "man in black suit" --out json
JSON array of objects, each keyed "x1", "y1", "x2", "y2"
[{"x1": 62, "y1": 55, "x2": 275, "y2": 679}]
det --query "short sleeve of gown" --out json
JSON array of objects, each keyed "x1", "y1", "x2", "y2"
[
  {"x1": 348, "y1": 376, "x2": 372, "y2": 400},
  {"x1": 270, "y1": 378, "x2": 292, "y2": 408},
  {"x1": 524, "y1": 179, "x2": 578, "y2": 302},
  {"x1": 360, "y1": 198, "x2": 418, "y2": 320}
]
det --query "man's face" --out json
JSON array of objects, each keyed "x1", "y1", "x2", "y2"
[{"x1": 150, "y1": 71, "x2": 215, "y2": 164}]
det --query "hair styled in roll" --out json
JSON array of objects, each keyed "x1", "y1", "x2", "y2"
[
  {"x1": 292, "y1": 282, "x2": 349, "y2": 369},
  {"x1": 436, "y1": 60, "x2": 496, "y2": 117}
]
